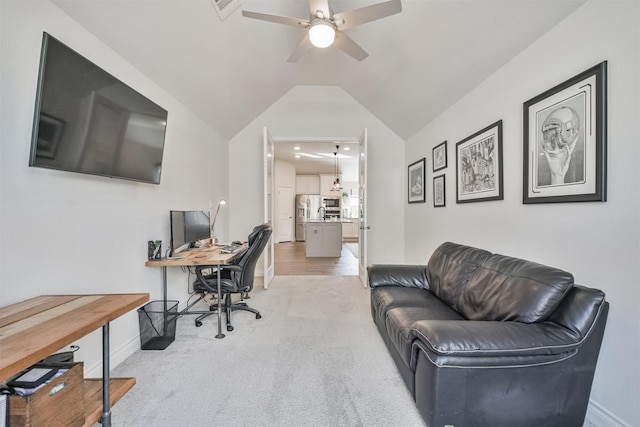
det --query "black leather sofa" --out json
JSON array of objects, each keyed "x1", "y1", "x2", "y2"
[{"x1": 369, "y1": 242, "x2": 608, "y2": 427}]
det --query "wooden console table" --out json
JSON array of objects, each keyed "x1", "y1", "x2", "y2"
[{"x1": 0, "y1": 293, "x2": 149, "y2": 427}]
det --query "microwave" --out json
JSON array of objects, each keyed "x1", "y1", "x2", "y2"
[{"x1": 322, "y1": 197, "x2": 340, "y2": 209}]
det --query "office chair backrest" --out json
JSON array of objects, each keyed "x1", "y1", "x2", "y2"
[
  {"x1": 233, "y1": 224, "x2": 272, "y2": 292},
  {"x1": 247, "y1": 223, "x2": 270, "y2": 246}
]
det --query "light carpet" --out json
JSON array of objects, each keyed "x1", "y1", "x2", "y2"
[{"x1": 106, "y1": 275, "x2": 425, "y2": 426}]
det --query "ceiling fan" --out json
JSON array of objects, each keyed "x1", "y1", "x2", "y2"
[{"x1": 241, "y1": 0, "x2": 402, "y2": 62}]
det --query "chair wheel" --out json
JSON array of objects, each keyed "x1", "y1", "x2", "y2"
[
  {"x1": 256, "y1": 314, "x2": 262, "y2": 319},
  {"x1": 227, "y1": 325, "x2": 234, "y2": 332},
  {"x1": 195, "y1": 321, "x2": 202, "y2": 327}
]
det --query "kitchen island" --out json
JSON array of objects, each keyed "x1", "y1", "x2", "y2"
[{"x1": 305, "y1": 220, "x2": 351, "y2": 257}]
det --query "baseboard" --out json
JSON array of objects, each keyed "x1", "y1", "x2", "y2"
[
  {"x1": 84, "y1": 334, "x2": 140, "y2": 378},
  {"x1": 586, "y1": 400, "x2": 630, "y2": 427}
]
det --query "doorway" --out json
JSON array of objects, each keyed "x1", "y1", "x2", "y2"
[{"x1": 268, "y1": 134, "x2": 367, "y2": 280}]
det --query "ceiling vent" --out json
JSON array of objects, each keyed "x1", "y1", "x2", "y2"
[{"x1": 210, "y1": 0, "x2": 241, "y2": 21}]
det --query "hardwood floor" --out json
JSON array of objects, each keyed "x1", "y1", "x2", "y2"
[{"x1": 274, "y1": 241, "x2": 359, "y2": 276}]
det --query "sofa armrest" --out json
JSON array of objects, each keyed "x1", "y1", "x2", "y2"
[
  {"x1": 367, "y1": 264, "x2": 429, "y2": 289},
  {"x1": 409, "y1": 319, "x2": 581, "y2": 358}
]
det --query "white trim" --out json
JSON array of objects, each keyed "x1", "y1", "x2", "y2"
[{"x1": 586, "y1": 400, "x2": 630, "y2": 427}]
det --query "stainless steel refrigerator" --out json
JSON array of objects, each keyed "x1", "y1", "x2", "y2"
[{"x1": 295, "y1": 194, "x2": 323, "y2": 241}]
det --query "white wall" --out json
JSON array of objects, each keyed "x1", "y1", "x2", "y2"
[
  {"x1": 0, "y1": 1, "x2": 229, "y2": 376},
  {"x1": 229, "y1": 86, "x2": 406, "y2": 265},
  {"x1": 405, "y1": 1, "x2": 639, "y2": 426}
]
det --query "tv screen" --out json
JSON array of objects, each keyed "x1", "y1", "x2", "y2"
[
  {"x1": 170, "y1": 211, "x2": 211, "y2": 255},
  {"x1": 29, "y1": 32, "x2": 168, "y2": 184}
]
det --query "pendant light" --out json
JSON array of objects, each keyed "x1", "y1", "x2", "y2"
[{"x1": 331, "y1": 145, "x2": 343, "y2": 191}]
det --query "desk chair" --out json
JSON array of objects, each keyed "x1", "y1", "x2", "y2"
[{"x1": 192, "y1": 224, "x2": 272, "y2": 331}]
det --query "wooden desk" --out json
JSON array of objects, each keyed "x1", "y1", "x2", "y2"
[
  {"x1": 0, "y1": 293, "x2": 149, "y2": 427},
  {"x1": 145, "y1": 245, "x2": 241, "y2": 339}
]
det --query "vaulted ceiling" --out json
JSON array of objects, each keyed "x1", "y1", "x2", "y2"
[{"x1": 52, "y1": 0, "x2": 584, "y2": 141}]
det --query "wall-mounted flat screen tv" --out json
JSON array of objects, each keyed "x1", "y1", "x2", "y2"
[{"x1": 29, "y1": 32, "x2": 168, "y2": 184}]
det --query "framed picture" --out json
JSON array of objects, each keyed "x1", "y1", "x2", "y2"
[
  {"x1": 456, "y1": 120, "x2": 503, "y2": 203},
  {"x1": 36, "y1": 113, "x2": 64, "y2": 159},
  {"x1": 408, "y1": 158, "x2": 426, "y2": 203},
  {"x1": 433, "y1": 174, "x2": 446, "y2": 207},
  {"x1": 432, "y1": 141, "x2": 447, "y2": 172},
  {"x1": 523, "y1": 61, "x2": 607, "y2": 203}
]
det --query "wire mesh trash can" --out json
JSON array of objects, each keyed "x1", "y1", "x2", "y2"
[{"x1": 138, "y1": 300, "x2": 178, "y2": 350}]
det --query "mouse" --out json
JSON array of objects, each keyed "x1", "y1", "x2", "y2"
[{"x1": 232, "y1": 240, "x2": 242, "y2": 245}]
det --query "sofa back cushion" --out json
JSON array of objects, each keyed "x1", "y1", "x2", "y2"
[
  {"x1": 426, "y1": 242, "x2": 492, "y2": 313},
  {"x1": 459, "y1": 253, "x2": 574, "y2": 323}
]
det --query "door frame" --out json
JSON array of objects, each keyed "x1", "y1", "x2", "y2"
[
  {"x1": 263, "y1": 127, "x2": 275, "y2": 288},
  {"x1": 267, "y1": 133, "x2": 368, "y2": 278},
  {"x1": 358, "y1": 129, "x2": 368, "y2": 287}
]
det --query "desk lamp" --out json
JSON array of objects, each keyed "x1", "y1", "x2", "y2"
[{"x1": 210, "y1": 199, "x2": 226, "y2": 244}]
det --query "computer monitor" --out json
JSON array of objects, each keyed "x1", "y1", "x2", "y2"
[{"x1": 169, "y1": 210, "x2": 210, "y2": 255}]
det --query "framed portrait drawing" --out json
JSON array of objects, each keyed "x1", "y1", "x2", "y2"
[
  {"x1": 408, "y1": 158, "x2": 426, "y2": 203},
  {"x1": 523, "y1": 61, "x2": 607, "y2": 203},
  {"x1": 432, "y1": 141, "x2": 447, "y2": 172},
  {"x1": 433, "y1": 174, "x2": 445, "y2": 207},
  {"x1": 456, "y1": 120, "x2": 503, "y2": 203}
]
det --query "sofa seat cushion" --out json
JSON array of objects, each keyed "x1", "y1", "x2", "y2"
[
  {"x1": 386, "y1": 297, "x2": 464, "y2": 368},
  {"x1": 460, "y1": 254, "x2": 574, "y2": 323},
  {"x1": 371, "y1": 286, "x2": 434, "y2": 326}
]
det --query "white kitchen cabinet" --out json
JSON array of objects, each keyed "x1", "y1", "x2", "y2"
[
  {"x1": 305, "y1": 222, "x2": 342, "y2": 257},
  {"x1": 296, "y1": 175, "x2": 320, "y2": 194},
  {"x1": 319, "y1": 174, "x2": 342, "y2": 196},
  {"x1": 342, "y1": 219, "x2": 360, "y2": 240}
]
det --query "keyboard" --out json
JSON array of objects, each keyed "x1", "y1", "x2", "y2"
[{"x1": 220, "y1": 243, "x2": 243, "y2": 254}]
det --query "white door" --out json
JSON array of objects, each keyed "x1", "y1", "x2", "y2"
[
  {"x1": 277, "y1": 185, "x2": 293, "y2": 242},
  {"x1": 358, "y1": 129, "x2": 369, "y2": 287},
  {"x1": 263, "y1": 127, "x2": 275, "y2": 288}
]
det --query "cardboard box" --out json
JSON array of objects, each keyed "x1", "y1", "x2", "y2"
[{"x1": 9, "y1": 363, "x2": 85, "y2": 427}]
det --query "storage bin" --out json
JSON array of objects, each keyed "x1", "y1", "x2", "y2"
[
  {"x1": 9, "y1": 362, "x2": 85, "y2": 427},
  {"x1": 138, "y1": 300, "x2": 178, "y2": 350}
]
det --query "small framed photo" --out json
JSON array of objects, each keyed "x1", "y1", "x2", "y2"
[
  {"x1": 523, "y1": 61, "x2": 607, "y2": 203},
  {"x1": 408, "y1": 158, "x2": 426, "y2": 203},
  {"x1": 456, "y1": 120, "x2": 503, "y2": 203},
  {"x1": 432, "y1": 141, "x2": 447, "y2": 172},
  {"x1": 433, "y1": 174, "x2": 446, "y2": 207}
]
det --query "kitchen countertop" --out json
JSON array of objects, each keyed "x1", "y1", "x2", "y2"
[{"x1": 306, "y1": 219, "x2": 353, "y2": 223}]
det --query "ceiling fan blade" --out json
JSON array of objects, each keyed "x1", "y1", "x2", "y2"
[
  {"x1": 309, "y1": 0, "x2": 331, "y2": 18},
  {"x1": 242, "y1": 10, "x2": 310, "y2": 28},
  {"x1": 333, "y1": 0, "x2": 402, "y2": 31},
  {"x1": 333, "y1": 31, "x2": 369, "y2": 61},
  {"x1": 287, "y1": 34, "x2": 314, "y2": 62}
]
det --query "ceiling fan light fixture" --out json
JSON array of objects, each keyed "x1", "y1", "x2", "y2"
[{"x1": 309, "y1": 20, "x2": 336, "y2": 48}]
